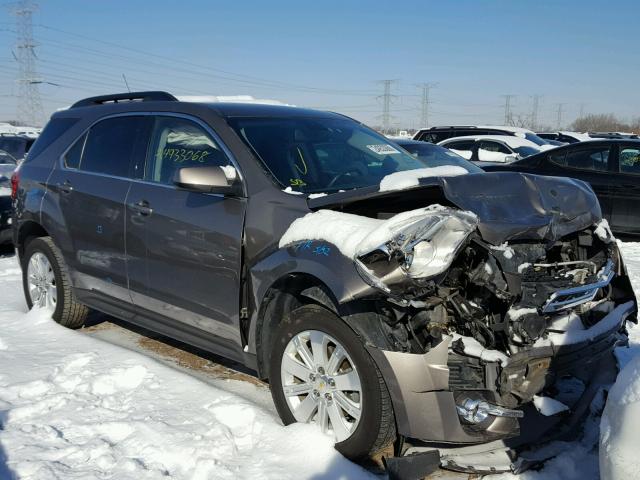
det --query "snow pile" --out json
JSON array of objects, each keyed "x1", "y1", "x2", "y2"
[
  {"x1": 594, "y1": 219, "x2": 614, "y2": 244},
  {"x1": 534, "y1": 302, "x2": 633, "y2": 347},
  {"x1": 450, "y1": 333, "x2": 510, "y2": 365},
  {"x1": 533, "y1": 396, "x2": 569, "y2": 416},
  {"x1": 0, "y1": 258, "x2": 371, "y2": 480},
  {"x1": 280, "y1": 204, "x2": 459, "y2": 257},
  {"x1": 490, "y1": 243, "x2": 515, "y2": 259},
  {"x1": 600, "y1": 355, "x2": 640, "y2": 479},
  {"x1": 379, "y1": 166, "x2": 468, "y2": 192}
]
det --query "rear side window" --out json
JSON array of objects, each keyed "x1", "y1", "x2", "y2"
[
  {"x1": 64, "y1": 133, "x2": 86, "y2": 169},
  {"x1": 145, "y1": 116, "x2": 231, "y2": 185},
  {"x1": 550, "y1": 146, "x2": 610, "y2": 171},
  {"x1": 80, "y1": 116, "x2": 149, "y2": 177},
  {"x1": 479, "y1": 140, "x2": 510, "y2": 154},
  {"x1": 24, "y1": 117, "x2": 79, "y2": 162},
  {"x1": 620, "y1": 147, "x2": 640, "y2": 175}
]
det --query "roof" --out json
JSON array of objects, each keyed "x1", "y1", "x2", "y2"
[
  {"x1": 66, "y1": 90, "x2": 343, "y2": 119},
  {"x1": 416, "y1": 125, "x2": 536, "y2": 134},
  {"x1": 438, "y1": 135, "x2": 541, "y2": 149}
]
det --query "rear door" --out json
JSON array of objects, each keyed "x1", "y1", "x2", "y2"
[
  {"x1": 608, "y1": 144, "x2": 640, "y2": 234},
  {"x1": 50, "y1": 115, "x2": 151, "y2": 305},
  {"x1": 126, "y1": 114, "x2": 246, "y2": 352}
]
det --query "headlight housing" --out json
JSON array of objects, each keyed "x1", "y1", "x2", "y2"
[{"x1": 354, "y1": 206, "x2": 477, "y2": 296}]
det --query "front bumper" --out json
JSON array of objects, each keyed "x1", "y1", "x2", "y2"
[{"x1": 367, "y1": 300, "x2": 635, "y2": 448}]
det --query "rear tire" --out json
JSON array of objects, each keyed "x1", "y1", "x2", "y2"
[
  {"x1": 269, "y1": 304, "x2": 396, "y2": 460},
  {"x1": 22, "y1": 236, "x2": 89, "y2": 329}
]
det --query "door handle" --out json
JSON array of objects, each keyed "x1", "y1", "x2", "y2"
[
  {"x1": 130, "y1": 200, "x2": 153, "y2": 216},
  {"x1": 58, "y1": 180, "x2": 73, "y2": 194}
]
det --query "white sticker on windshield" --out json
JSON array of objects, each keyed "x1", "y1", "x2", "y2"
[{"x1": 366, "y1": 144, "x2": 401, "y2": 155}]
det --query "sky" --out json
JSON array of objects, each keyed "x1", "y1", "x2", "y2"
[{"x1": 0, "y1": 0, "x2": 638, "y2": 129}]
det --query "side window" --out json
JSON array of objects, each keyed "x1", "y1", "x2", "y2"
[
  {"x1": 548, "y1": 150, "x2": 567, "y2": 166},
  {"x1": 620, "y1": 147, "x2": 640, "y2": 175},
  {"x1": 64, "y1": 133, "x2": 86, "y2": 169},
  {"x1": 562, "y1": 147, "x2": 609, "y2": 171},
  {"x1": 80, "y1": 116, "x2": 148, "y2": 177},
  {"x1": 26, "y1": 117, "x2": 79, "y2": 162},
  {"x1": 479, "y1": 141, "x2": 510, "y2": 154},
  {"x1": 145, "y1": 116, "x2": 231, "y2": 185},
  {"x1": 446, "y1": 140, "x2": 475, "y2": 151}
]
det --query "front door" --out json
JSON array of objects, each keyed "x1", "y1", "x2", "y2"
[
  {"x1": 126, "y1": 115, "x2": 246, "y2": 351},
  {"x1": 608, "y1": 144, "x2": 640, "y2": 235}
]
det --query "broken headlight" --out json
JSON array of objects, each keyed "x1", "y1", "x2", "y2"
[{"x1": 354, "y1": 207, "x2": 478, "y2": 296}]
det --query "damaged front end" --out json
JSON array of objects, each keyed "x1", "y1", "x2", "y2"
[{"x1": 350, "y1": 204, "x2": 636, "y2": 467}]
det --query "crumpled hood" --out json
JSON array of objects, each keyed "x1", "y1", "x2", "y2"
[{"x1": 439, "y1": 172, "x2": 601, "y2": 245}]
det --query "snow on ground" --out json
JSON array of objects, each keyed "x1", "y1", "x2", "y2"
[{"x1": 0, "y1": 256, "x2": 372, "y2": 480}]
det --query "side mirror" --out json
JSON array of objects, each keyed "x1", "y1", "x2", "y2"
[
  {"x1": 173, "y1": 165, "x2": 242, "y2": 196},
  {"x1": 504, "y1": 154, "x2": 518, "y2": 163}
]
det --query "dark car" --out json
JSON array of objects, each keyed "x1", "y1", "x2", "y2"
[
  {"x1": 481, "y1": 139, "x2": 640, "y2": 236},
  {"x1": 413, "y1": 125, "x2": 550, "y2": 147},
  {"x1": 0, "y1": 149, "x2": 17, "y2": 248},
  {"x1": 392, "y1": 138, "x2": 484, "y2": 172},
  {"x1": 537, "y1": 132, "x2": 587, "y2": 144},
  {"x1": 12, "y1": 92, "x2": 636, "y2": 475},
  {"x1": 0, "y1": 134, "x2": 35, "y2": 162}
]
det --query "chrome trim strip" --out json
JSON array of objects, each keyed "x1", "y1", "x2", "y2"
[{"x1": 542, "y1": 259, "x2": 615, "y2": 314}]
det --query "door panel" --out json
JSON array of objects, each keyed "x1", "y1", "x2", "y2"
[
  {"x1": 609, "y1": 145, "x2": 640, "y2": 234},
  {"x1": 126, "y1": 183, "x2": 246, "y2": 343},
  {"x1": 50, "y1": 115, "x2": 150, "y2": 302},
  {"x1": 125, "y1": 115, "x2": 246, "y2": 348}
]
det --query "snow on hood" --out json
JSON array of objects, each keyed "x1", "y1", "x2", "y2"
[
  {"x1": 379, "y1": 166, "x2": 469, "y2": 192},
  {"x1": 279, "y1": 204, "x2": 457, "y2": 259}
]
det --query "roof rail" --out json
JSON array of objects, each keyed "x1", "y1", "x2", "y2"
[{"x1": 70, "y1": 91, "x2": 178, "y2": 109}]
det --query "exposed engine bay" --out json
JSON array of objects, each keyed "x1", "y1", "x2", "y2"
[{"x1": 351, "y1": 207, "x2": 635, "y2": 437}]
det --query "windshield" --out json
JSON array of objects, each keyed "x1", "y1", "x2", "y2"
[
  {"x1": 512, "y1": 146, "x2": 539, "y2": 157},
  {"x1": 0, "y1": 150, "x2": 16, "y2": 165},
  {"x1": 523, "y1": 132, "x2": 549, "y2": 146},
  {"x1": 397, "y1": 142, "x2": 483, "y2": 173},
  {"x1": 228, "y1": 116, "x2": 449, "y2": 193}
]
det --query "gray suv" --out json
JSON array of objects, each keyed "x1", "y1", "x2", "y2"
[{"x1": 11, "y1": 91, "x2": 637, "y2": 474}]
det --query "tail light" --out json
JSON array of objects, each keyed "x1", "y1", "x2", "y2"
[{"x1": 10, "y1": 171, "x2": 19, "y2": 200}]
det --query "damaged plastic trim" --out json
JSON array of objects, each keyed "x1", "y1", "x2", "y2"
[{"x1": 542, "y1": 259, "x2": 615, "y2": 313}]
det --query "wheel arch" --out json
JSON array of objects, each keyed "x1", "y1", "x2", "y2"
[{"x1": 16, "y1": 220, "x2": 50, "y2": 258}]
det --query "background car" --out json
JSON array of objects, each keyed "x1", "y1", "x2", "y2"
[
  {"x1": 0, "y1": 148, "x2": 16, "y2": 250},
  {"x1": 481, "y1": 139, "x2": 640, "y2": 235},
  {"x1": 413, "y1": 124, "x2": 553, "y2": 148},
  {"x1": 437, "y1": 135, "x2": 543, "y2": 163},
  {"x1": 0, "y1": 134, "x2": 36, "y2": 163},
  {"x1": 589, "y1": 132, "x2": 639, "y2": 140},
  {"x1": 392, "y1": 138, "x2": 484, "y2": 172},
  {"x1": 537, "y1": 131, "x2": 592, "y2": 143}
]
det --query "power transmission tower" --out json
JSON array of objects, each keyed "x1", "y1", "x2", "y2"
[
  {"x1": 376, "y1": 79, "x2": 398, "y2": 134},
  {"x1": 417, "y1": 83, "x2": 437, "y2": 128},
  {"x1": 579, "y1": 103, "x2": 586, "y2": 118},
  {"x1": 530, "y1": 94, "x2": 542, "y2": 131},
  {"x1": 555, "y1": 103, "x2": 565, "y2": 130},
  {"x1": 11, "y1": 0, "x2": 44, "y2": 126},
  {"x1": 501, "y1": 94, "x2": 516, "y2": 125}
]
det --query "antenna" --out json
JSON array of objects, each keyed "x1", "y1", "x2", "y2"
[
  {"x1": 122, "y1": 74, "x2": 131, "y2": 92},
  {"x1": 10, "y1": 0, "x2": 44, "y2": 126}
]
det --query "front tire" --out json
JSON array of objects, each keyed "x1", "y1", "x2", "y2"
[
  {"x1": 269, "y1": 304, "x2": 396, "y2": 460},
  {"x1": 22, "y1": 236, "x2": 89, "y2": 328}
]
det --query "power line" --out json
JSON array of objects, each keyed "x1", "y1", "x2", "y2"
[
  {"x1": 530, "y1": 94, "x2": 542, "y2": 131},
  {"x1": 10, "y1": 0, "x2": 43, "y2": 125},
  {"x1": 416, "y1": 82, "x2": 437, "y2": 128},
  {"x1": 376, "y1": 79, "x2": 398, "y2": 133},
  {"x1": 555, "y1": 103, "x2": 565, "y2": 130},
  {"x1": 501, "y1": 94, "x2": 516, "y2": 126}
]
